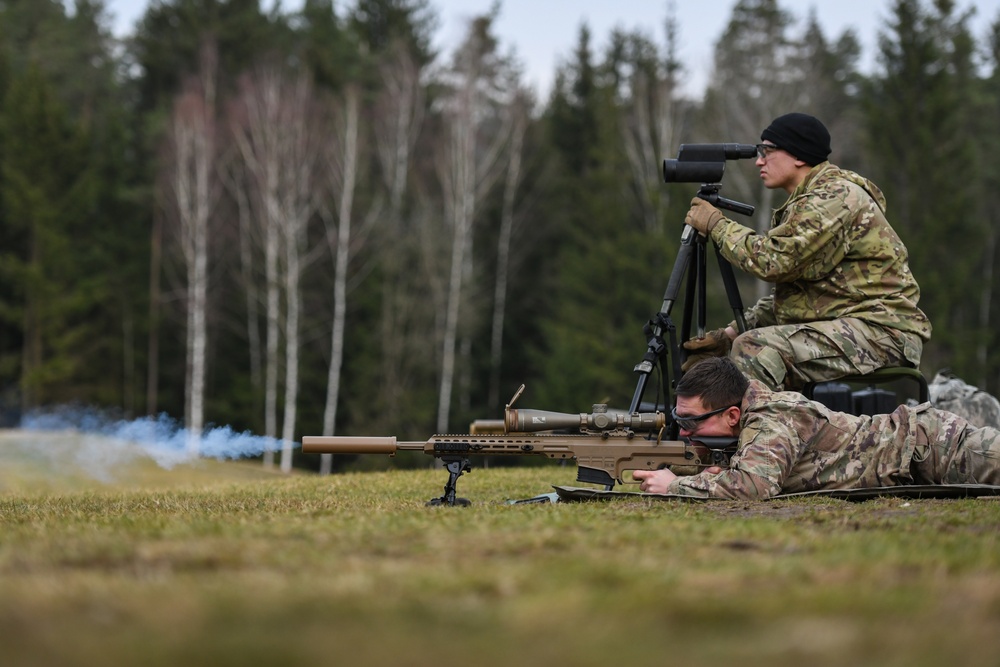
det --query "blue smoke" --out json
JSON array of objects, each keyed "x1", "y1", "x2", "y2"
[{"x1": 20, "y1": 406, "x2": 288, "y2": 471}]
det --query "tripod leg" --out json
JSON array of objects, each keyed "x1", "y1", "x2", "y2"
[
  {"x1": 628, "y1": 226, "x2": 698, "y2": 414},
  {"x1": 697, "y1": 238, "x2": 708, "y2": 338},
  {"x1": 714, "y1": 244, "x2": 748, "y2": 333},
  {"x1": 681, "y1": 242, "x2": 697, "y2": 346}
]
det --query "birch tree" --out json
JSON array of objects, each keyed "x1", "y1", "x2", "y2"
[
  {"x1": 163, "y1": 43, "x2": 220, "y2": 453},
  {"x1": 232, "y1": 68, "x2": 282, "y2": 467},
  {"x1": 225, "y1": 159, "x2": 263, "y2": 401},
  {"x1": 231, "y1": 65, "x2": 318, "y2": 470},
  {"x1": 434, "y1": 13, "x2": 516, "y2": 432},
  {"x1": 276, "y1": 74, "x2": 317, "y2": 473},
  {"x1": 372, "y1": 43, "x2": 427, "y2": 435},
  {"x1": 319, "y1": 84, "x2": 361, "y2": 475},
  {"x1": 487, "y1": 88, "x2": 530, "y2": 409}
]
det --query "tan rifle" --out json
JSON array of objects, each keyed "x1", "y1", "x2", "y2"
[{"x1": 302, "y1": 385, "x2": 736, "y2": 506}]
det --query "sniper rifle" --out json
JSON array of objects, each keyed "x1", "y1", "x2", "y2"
[{"x1": 302, "y1": 385, "x2": 737, "y2": 506}]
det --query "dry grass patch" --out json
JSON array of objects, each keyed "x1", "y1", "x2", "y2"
[{"x1": 1, "y1": 432, "x2": 999, "y2": 666}]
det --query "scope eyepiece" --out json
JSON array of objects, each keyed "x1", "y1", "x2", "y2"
[{"x1": 676, "y1": 143, "x2": 757, "y2": 162}]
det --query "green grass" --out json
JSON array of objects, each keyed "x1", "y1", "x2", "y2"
[{"x1": 2, "y1": 430, "x2": 1000, "y2": 666}]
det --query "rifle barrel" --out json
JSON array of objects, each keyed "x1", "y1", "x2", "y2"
[{"x1": 302, "y1": 436, "x2": 425, "y2": 455}]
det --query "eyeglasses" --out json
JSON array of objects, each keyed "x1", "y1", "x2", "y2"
[
  {"x1": 755, "y1": 143, "x2": 781, "y2": 160},
  {"x1": 670, "y1": 404, "x2": 736, "y2": 431}
]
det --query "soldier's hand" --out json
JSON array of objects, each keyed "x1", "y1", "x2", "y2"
[
  {"x1": 683, "y1": 327, "x2": 732, "y2": 354},
  {"x1": 633, "y1": 468, "x2": 678, "y2": 494},
  {"x1": 685, "y1": 197, "x2": 725, "y2": 235},
  {"x1": 681, "y1": 328, "x2": 733, "y2": 371}
]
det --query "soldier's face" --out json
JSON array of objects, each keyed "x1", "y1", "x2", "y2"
[
  {"x1": 756, "y1": 144, "x2": 801, "y2": 193},
  {"x1": 674, "y1": 396, "x2": 739, "y2": 438}
]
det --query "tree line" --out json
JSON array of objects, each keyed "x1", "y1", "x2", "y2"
[{"x1": 0, "y1": 0, "x2": 997, "y2": 471}]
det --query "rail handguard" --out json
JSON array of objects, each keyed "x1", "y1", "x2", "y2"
[{"x1": 302, "y1": 386, "x2": 736, "y2": 506}]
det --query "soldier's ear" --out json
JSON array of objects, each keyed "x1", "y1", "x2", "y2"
[{"x1": 724, "y1": 406, "x2": 741, "y2": 427}]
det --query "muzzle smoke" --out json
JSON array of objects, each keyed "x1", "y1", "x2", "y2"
[{"x1": 19, "y1": 406, "x2": 286, "y2": 478}]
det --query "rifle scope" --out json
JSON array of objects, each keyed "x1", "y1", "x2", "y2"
[{"x1": 505, "y1": 406, "x2": 665, "y2": 434}]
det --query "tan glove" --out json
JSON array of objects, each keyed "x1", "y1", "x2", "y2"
[
  {"x1": 685, "y1": 197, "x2": 725, "y2": 235},
  {"x1": 680, "y1": 328, "x2": 732, "y2": 372}
]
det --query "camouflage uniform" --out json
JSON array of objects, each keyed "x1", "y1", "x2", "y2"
[
  {"x1": 707, "y1": 162, "x2": 932, "y2": 390},
  {"x1": 927, "y1": 370, "x2": 1000, "y2": 429},
  {"x1": 668, "y1": 380, "x2": 1000, "y2": 499}
]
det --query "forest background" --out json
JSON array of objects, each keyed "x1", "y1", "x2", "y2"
[{"x1": 1, "y1": 0, "x2": 998, "y2": 473}]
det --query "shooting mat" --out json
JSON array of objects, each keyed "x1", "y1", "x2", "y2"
[{"x1": 548, "y1": 484, "x2": 1000, "y2": 503}]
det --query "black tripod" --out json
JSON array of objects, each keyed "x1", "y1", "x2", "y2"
[{"x1": 628, "y1": 184, "x2": 755, "y2": 432}]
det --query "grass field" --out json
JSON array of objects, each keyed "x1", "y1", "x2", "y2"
[{"x1": 2, "y1": 429, "x2": 999, "y2": 667}]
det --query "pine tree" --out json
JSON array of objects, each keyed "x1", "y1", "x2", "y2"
[
  {"x1": 130, "y1": 0, "x2": 293, "y2": 115},
  {"x1": 1, "y1": 66, "x2": 93, "y2": 408},
  {"x1": 0, "y1": 0, "x2": 141, "y2": 413},
  {"x1": 529, "y1": 24, "x2": 674, "y2": 412},
  {"x1": 347, "y1": 0, "x2": 436, "y2": 65},
  {"x1": 863, "y1": 0, "x2": 982, "y2": 376},
  {"x1": 971, "y1": 9, "x2": 1000, "y2": 391}
]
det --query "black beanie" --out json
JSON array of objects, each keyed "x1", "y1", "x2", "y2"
[{"x1": 760, "y1": 113, "x2": 831, "y2": 166}]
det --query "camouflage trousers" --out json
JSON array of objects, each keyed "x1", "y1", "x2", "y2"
[
  {"x1": 909, "y1": 406, "x2": 1000, "y2": 485},
  {"x1": 729, "y1": 317, "x2": 920, "y2": 392}
]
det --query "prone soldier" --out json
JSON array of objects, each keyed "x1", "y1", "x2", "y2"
[{"x1": 633, "y1": 357, "x2": 1000, "y2": 499}]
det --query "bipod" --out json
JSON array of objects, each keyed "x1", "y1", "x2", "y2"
[
  {"x1": 426, "y1": 456, "x2": 473, "y2": 507},
  {"x1": 628, "y1": 185, "x2": 754, "y2": 422}
]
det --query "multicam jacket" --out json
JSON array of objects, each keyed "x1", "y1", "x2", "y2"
[
  {"x1": 709, "y1": 162, "x2": 931, "y2": 363},
  {"x1": 667, "y1": 380, "x2": 969, "y2": 499}
]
